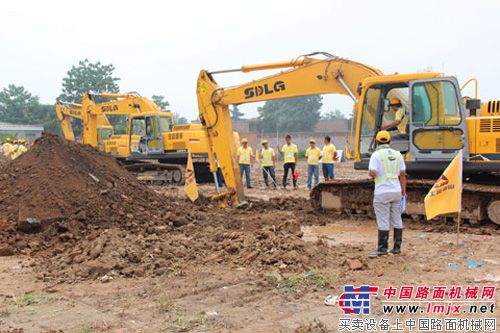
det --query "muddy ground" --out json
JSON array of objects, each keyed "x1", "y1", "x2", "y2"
[{"x1": 0, "y1": 137, "x2": 499, "y2": 332}]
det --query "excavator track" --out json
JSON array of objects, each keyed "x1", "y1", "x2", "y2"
[
  {"x1": 310, "y1": 179, "x2": 500, "y2": 225},
  {"x1": 122, "y1": 162, "x2": 183, "y2": 186}
]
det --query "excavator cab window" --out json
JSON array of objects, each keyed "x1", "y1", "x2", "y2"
[
  {"x1": 159, "y1": 116, "x2": 173, "y2": 132},
  {"x1": 130, "y1": 116, "x2": 164, "y2": 154},
  {"x1": 359, "y1": 87, "x2": 382, "y2": 156},
  {"x1": 409, "y1": 79, "x2": 465, "y2": 157},
  {"x1": 131, "y1": 118, "x2": 146, "y2": 136},
  {"x1": 97, "y1": 127, "x2": 113, "y2": 152},
  {"x1": 359, "y1": 84, "x2": 409, "y2": 156}
]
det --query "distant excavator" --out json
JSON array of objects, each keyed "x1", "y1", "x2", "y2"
[
  {"x1": 197, "y1": 52, "x2": 500, "y2": 224},
  {"x1": 55, "y1": 92, "x2": 217, "y2": 184}
]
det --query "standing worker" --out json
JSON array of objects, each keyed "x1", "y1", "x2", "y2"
[
  {"x1": 305, "y1": 139, "x2": 322, "y2": 189},
  {"x1": 237, "y1": 138, "x2": 254, "y2": 189},
  {"x1": 322, "y1": 136, "x2": 337, "y2": 181},
  {"x1": 277, "y1": 135, "x2": 298, "y2": 189},
  {"x1": 258, "y1": 140, "x2": 277, "y2": 189},
  {"x1": 368, "y1": 130, "x2": 406, "y2": 257},
  {"x1": 2, "y1": 137, "x2": 13, "y2": 159}
]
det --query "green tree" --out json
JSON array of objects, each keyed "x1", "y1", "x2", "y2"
[
  {"x1": 0, "y1": 85, "x2": 40, "y2": 123},
  {"x1": 151, "y1": 95, "x2": 170, "y2": 110},
  {"x1": 58, "y1": 59, "x2": 120, "y2": 103},
  {"x1": 258, "y1": 95, "x2": 322, "y2": 133},
  {"x1": 231, "y1": 105, "x2": 244, "y2": 121},
  {"x1": 174, "y1": 112, "x2": 189, "y2": 124},
  {"x1": 0, "y1": 84, "x2": 60, "y2": 133},
  {"x1": 321, "y1": 109, "x2": 346, "y2": 120},
  {"x1": 57, "y1": 59, "x2": 121, "y2": 136}
]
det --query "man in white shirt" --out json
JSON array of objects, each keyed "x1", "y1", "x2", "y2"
[{"x1": 368, "y1": 130, "x2": 407, "y2": 257}]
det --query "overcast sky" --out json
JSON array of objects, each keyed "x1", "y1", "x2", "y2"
[{"x1": 1, "y1": 0, "x2": 499, "y2": 120}]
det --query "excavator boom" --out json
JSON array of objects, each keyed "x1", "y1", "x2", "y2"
[{"x1": 198, "y1": 53, "x2": 384, "y2": 204}]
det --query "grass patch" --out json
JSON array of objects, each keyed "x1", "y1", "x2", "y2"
[
  {"x1": 295, "y1": 318, "x2": 328, "y2": 333},
  {"x1": 13, "y1": 293, "x2": 54, "y2": 307},
  {"x1": 267, "y1": 272, "x2": 338, "y2": 291},
  {"x1": 156, "y1": 294, "x2": 176, "y2": 313},
  {"x1": 78, "y1": 323, "x2": 96, "y2": 333}
]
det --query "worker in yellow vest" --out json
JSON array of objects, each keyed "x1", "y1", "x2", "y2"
[
  {"x1": 368, "y1": 131, "x2": 407, "y2": 257},
  {"x1": 2, "y1": 137, "x2": 14, "y2": 159},
  {"x1": 305, "y1": 139, "x2": 322, "y2": 189},
  {"x1": 12, "y1": 139, "x2": 28, "y2": 160},
  {"x1": 278, "y1": 135, "x2": 298, "y2": 189},
  {"x1": 258, "y1": 140, "x2": 277, "y2": 189},
  {"x1": 237, "y1": 138, "x2": 254, "y2": 189},
  {"x1": 321, "y1": 136, "x2": 337, "y2": 181}
]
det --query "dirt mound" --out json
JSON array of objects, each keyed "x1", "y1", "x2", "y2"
[
  {"x1": 0, "y1": 133, "x2": 165, "y2": 226},
  {"x1": 0, "y1": 133, "x2": 172, "y2": 256},
  {"x1": 0, "y1": 134, "x2": 336, "y2": 282}
]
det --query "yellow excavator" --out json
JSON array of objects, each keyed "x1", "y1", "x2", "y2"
[
  {"x1": 197, "y1": 52, "x2": 500, "y2": 224},
  {"x1": 56, "y1": 92, "x2": 216, "y2": 184}
]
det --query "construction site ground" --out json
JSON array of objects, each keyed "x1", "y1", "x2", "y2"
[{"x1": 0, "y1": 136, "x2": 499, "y2": 332}]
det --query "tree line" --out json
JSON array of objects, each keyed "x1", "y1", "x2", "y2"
[
  {"x1": 0, "y1": 59, "x2": 348, "y2": 136},
  {"x1": 0, "y1": 59, "x2": 186, "y2": 136}
]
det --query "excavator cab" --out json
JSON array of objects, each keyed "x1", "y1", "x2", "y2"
[
  {"x1": 355, "y1": 75, "x2": 468, "y2": 173},
  {"x1": 96, "y1": 125, "x2": 114, "y2": 151},
  {"x1": 129, "y1": 114, "x2": 164, "y2": 155}
]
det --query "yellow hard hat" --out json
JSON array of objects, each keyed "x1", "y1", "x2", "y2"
[
  {"x1": 241, "y1": 138, "x2": 248, "y2": 143},
  {"x1": 309, "y1": 139, "x2": 316, "y2": 144},
  {"x1": 261, "y1": 139, "x2": 268, "y2": 144},
  {"x1": 376, "y1": 130, "x2": 391, "y2": 143},
  {"x1": 389, "y1": 98, "x2": 401, "y2": 106}
]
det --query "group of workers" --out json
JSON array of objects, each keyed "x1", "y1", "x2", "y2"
[
  {"x1": 235, "y1": 134, "x2": 338, "y2": 190},
  {"x1": 235, "y1": 128, "x2": 406, "y2": 258},
  {"x1": 0, "y1": 137, "x2": 29, "y2": 160}
]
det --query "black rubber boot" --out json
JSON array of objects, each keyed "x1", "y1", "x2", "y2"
[
  {"x1": 369, "y1": 230, "x2": 389, "y2": 258},
  {"x1": 390, "y1": 228, "x2": 403, "y2": 254}
]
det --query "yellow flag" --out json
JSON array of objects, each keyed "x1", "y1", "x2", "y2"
[
  {"x1": 184, "y1": 150, "x2": 199, "y2": 202},
  {"x1": 424, "y1": 150, "x2": 463, "y2": 220}
]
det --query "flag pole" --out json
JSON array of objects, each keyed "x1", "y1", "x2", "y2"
[{"x1": 457, "y1": 149, "x2": 463, "y2": 247}]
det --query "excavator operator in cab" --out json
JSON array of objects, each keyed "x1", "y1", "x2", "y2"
[{"x1": 381, "y1": 98, "x2": 408, "y2": 139}]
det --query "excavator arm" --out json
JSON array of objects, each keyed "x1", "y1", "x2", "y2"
[
  {"x1": 55, "y1": 102, "x2": 83, "y2": 141},
  {"x1": 197, "y1": 52, "x2": 384, "y2": 205}
]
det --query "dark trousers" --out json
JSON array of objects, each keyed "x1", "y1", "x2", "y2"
[
  {"x1": 216, "y1": 168, "x2": 225, "y2": 187},
  {"x1": 283, "y1": 162, "x2": 297, "y2": 188},
  {"x1": 262, "y1": 166, "x2": 277, "y2": 188},
  {"x1": 239, "y1": 164, "x2": 251, "y2": 188}
]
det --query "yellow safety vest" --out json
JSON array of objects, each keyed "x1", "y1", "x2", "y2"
[
  {"x1": 260, "y1": 148, "x2": 275, "y2": 167},
  {"x1": 374, "y1": 146, "x2": 401, "y2": 186},
  {"x1": 237, "y1": 147, "x2": 253, "y2": 165},
  {"x1": 2, "y1": 143, "x2": 13, "y2": 156}
]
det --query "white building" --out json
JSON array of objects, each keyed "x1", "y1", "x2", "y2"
[{"x1": 0, "y1": 122, "x2": 43, "y2": 140}]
